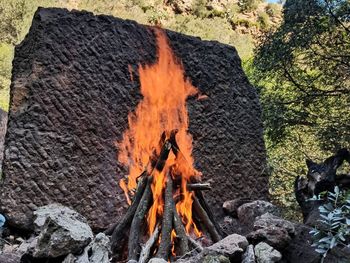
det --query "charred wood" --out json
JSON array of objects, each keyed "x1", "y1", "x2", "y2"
[
  {"x1": 192, "y1": 196, "x2": 221, "y2": 243},
  {"x1": 139, "y1": 224, "x2": 161, "y2": 263},
  {"x1": 128, "y1": 177, "x2": 153, "y2": 261},
  {"x1": 156, "y1": 174, "x2": 174, "y2": 260},
  {"x1": 109, "y1": 174, "x2": 148, "y2": 252}
]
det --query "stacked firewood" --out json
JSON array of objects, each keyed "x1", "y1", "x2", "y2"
[{"x1": 105, "y1": 130, "x2": 223, "y2": 262}]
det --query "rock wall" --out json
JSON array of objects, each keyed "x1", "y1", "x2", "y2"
[
  {"x1": 0, "y1": 109, "x2": 7, "y2": 175},
  {"x1": 0, "y1": 8, "x2": 268, "y2": 231}
]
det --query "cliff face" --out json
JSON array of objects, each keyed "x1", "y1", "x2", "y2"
[
  {"x1": 0, "y1": 7, "x2": 268, "y2": 231},
  {"x1": 0, "y1": 109, "x2": 7, "y2": 175}
]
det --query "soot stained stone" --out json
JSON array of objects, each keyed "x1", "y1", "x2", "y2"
[{"x1": 0, "y1": 7, "x2": 268, "y2": 231}]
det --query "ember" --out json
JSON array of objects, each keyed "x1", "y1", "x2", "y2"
[{"x1": 108, "y1": 29, "x2": 223, "y2": 262}]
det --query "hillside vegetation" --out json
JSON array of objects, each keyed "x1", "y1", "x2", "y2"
[{"x1": 0, "y1": 0, "x2": 282, "y2": 111}]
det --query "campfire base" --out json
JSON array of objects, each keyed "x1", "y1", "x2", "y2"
[{"x1": 107, "y1": 132, "x2": 223, "y2": 262}]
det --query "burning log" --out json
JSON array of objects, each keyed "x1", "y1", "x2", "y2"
[
  {"x1": 195, "y1": 190, "x2": 224, "y2": 238},
  {"x1": 108, "y1": 173, "x2": 148, "y2": 253},
  {"x1": 192, "y1": 196, "x2": 221, "y2": 243},
  {"x1": 156, "y1": 174, "x2": 174, "y2": 260},
  {"x1": 171, "y1": 196, "x2": 189, "y2": 257},
  {"x1": 108, "y1": 135, "x2": 224, "y2": 262},
  {"x1": 187, "y1": 183, "x2": 211, "y2": 191},
  {"x1": 128, "y1": 176, "x2": 153, "y2": 261},
  {"x1": 139, "y1": 224, "x2": 161, "y2": 263}
]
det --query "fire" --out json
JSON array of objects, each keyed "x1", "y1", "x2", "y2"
[{"x1": 117, "y1": 29, "x2": 201, "y2": 237}]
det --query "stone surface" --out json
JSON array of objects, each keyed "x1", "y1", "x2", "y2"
[
  {"x1": 242, "y1": 244, "x2": 255, "y2": 263},
  {"x1": 0, "y1": 108, "x2": 7, "y2": 175},
  {"x1": 247, "y1": 226, "x2": 291, "y2": 250},
  {"x1": 254, "y1": 242, "x2": 282, "y2": 263},
  {"x1": 0, "y1": 252, "x2": 21, "y2": 263},
  {"x1": 32, "y1": 205, "x2": 93, "y2": 258},
  {"x1": 223, "y1": 198, "x2": 252, "y2": 217},
  {"x1": 206, "y1": 233, "x2": 248, "y2": 260},
  {"x1": 237, "y1": 201, "x2": 280, "y2": 226},
  {"x1": 63, "y1": 232, "x2": 110, "y2": 263},
  {"x1": 148, "y1": 259, "x2": 168, "y2": 263},
  {"x1": 0, "y1": 7, "x2": 268, "y2": 230},
  {"x1": 33, "y1": 203, "x2": 89, "y2": 232},
  {"x1": 254, "y1": 212, "x2": 295, "y2": 236},
  {"x1": 203, "y1": 254, "x2": 230, "y2": 263}
]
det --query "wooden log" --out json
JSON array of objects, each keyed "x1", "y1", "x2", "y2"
[
  {"x1": 156, "y1": 174, "x2": 174, "y2": 260},
  {"x1": 171, "y1": 196, "x2": 189, "y2": 256},
  {"x1": 192, "y1": 196, "x2": 221, "y2": 243},
  {"x1": 128, "y1": 177, "x2": 153, "y2": 261},
  {"x1": 138, "y1": 224, "x2": 160, "y2": 263},
  {"x1": 109, "y1": 174, "x2": 148, "y2": 253},
  {"x1": 187, "y1": 183, "x2": 211, "y2": 191},
  {"x1": 195, "y1": 188, "x2": 225, "y2": 237},
  {"x1": 187, "y1": 236, "x2": 203, "y2": 252},
  {"x1": 154, "y1": 140, "x2": 172, "y2": 172}
]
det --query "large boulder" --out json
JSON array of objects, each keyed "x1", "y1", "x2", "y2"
[
  {"x1": 254, "y1": 242, "x2": 282, "y2": 263},
  {"x1": 0, "y1": 108, "x2": 7, "y2": 175},
  {"x1": 31, "y1": 204, "x2": 93, "y2": 258},
  {"x1": 0, "y1": 7, "x2": 268, "y2": 231}
]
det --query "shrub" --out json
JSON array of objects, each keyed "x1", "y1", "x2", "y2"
[
  {"x1": 238, "y1": 0, "x2": 261, "y2": 13},
  {"x1": 310, "y1": 187, "x2": 350, "y2": 261},
  {"x1": 265, "y1": 3, "x2": 281, "y2": 17},
  {"x1": 258, "y1": 11, "x2": 270, "y2": 30}
]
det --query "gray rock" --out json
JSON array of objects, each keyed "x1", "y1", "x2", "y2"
[
  {"x1": 32, "y1": 204, "x2": 93, "y2": 258},
  {"x1": 63, "y1": 233, "x2": 110, "y2": 263},
  {"x1": 206, "y1": 234, "x2": 248, "y2": 260},
  {"x1": 62, "y1": 254, "x2": 77, "y2": 263},
  {"x1": 254, "y1": 242, "x2": 282, "y2": 263},
  {"x1": 148, "y1": 258, "x2": 168, "y2": 263},
  {"x1": 237, "y1": 201, "x2": 280, "y2": 226},
  {"x1": 203, "y1": 254, "x2": 230, "y2": 263},
  {"x1": 254, "y1": 213, "x2": 295, "y2": 236},
  {"x1": 0, "y1": 252, "x2": 21, "y2": 263},
  {"x1": 87, "y1": 233, "x2": 110, "y2": 263},
  {"x1": 247, "y1": 226, "x2": 291, "y2": 250},
  {"x1": 223, "y1": 198, "x2": 252, "y2": 217},
  {"x1": 242, "y1": 245, "x2": 255, "y2": 263},
  {"x1": 34, "y1": 204, "x2": 89, "y2": 233}
]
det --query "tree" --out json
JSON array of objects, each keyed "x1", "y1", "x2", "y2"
[
  {"x1": 250, "y1": 0, "x2": 350, "y2": 217},
  {"x1": 254, "y1": 0, "x2": 350, "y2": 151}
]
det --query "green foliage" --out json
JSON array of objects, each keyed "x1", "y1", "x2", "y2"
[
  {"x1": 257, "y1": 11, "x2": 270, "y2": 30},
  {"x1": 247, "y1": 0, "x2": 350, "y2": 218},
  {"x1": 265, "y1": 3, "x2": 281, "y2": 17},
  {"x1": 238, "y1": 0, "x2": 261, "y2": 13},
  {"x1": 310, "y1": 187, "x2": 350, "y2": 260},
  {"x1": 254, "y1": 0, "x2": 350, "y2": 150}
]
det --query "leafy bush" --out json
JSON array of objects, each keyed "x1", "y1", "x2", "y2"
[
  {"x1": 238, "y1": 0, "x2": 261, "y2": 13},
  {"x1": 265, "y1": 3, "x2": 281, "y2": 17},
  {"x1": 258, "y1": 12, "x2": 270, "y2": 30},
  {"x1": 310, "y1": 187, "x2": 350, "y2": 261}
]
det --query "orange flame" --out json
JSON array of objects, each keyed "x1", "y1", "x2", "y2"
[{"x1": 118, "y1": 29, "x2": 201, "y2": 237}]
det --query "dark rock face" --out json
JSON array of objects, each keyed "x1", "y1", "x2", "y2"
[
  {"x1": 0, "y1": 7, "x2": 268, "y2": 230},
  {"x1": 0, "y1": 108, "x2": 7, "y2": 175}
]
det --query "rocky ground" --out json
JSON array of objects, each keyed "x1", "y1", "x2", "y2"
[{"x1": 1, "y1": 199, "x2": 349, "y2": 263}]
